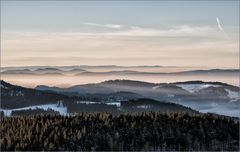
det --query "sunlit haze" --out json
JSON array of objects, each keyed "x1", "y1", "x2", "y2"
[{"x1": 1, "y1": 1, "x2": 239, "y2": 68}]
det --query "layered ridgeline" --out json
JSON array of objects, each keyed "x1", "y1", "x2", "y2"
[
  {"x1": 35, "y1": 79, "x2": 239, "y2": 117},
  {"x1": 0, "y1": 113, "x2": 239, "y2": 151},
  {"x1": 1, "y1": 66, "x2": 238, "y2": 76},
  {"x1": 1, "y1": 66, "x2": 238, "y2": 88},
  {"x1": 1, "y1": 79, "x2": 239, "y2": 117},
  {"x1": 0, "y1": 80, "x2": 196, "y2": 116},
  {"x1": 1, "y1": 80, "x2": 239, "y2": 151}
]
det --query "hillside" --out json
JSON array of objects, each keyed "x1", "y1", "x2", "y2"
[
  {"x1": 0, "y1": 80, "x2": 84, "y2": 109},
  {"x1": 1, "y1": 80, "x2": 198, "y2": 116},
  {"x1": 35, "y1": 79, "x2": 240, "y2": 117},
  {"x1": 0, "y1": 112, "x2": 238, "y2": 151}
]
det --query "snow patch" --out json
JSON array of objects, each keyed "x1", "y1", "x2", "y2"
[
  {"x1": 75, "y1": 101, "x2": 99, "y2": 104},
  {"x1": 75, "y1": 101, "x2": 121, "y2": 107},
  {"x1": 0, "y1": 84, "x2": 8, "y2": 89},
  {"x1": 0, "y1": 102, "x2": 67, "y2": 116},
  {"x1": 225, "y1": 89, "x2": 239, "y2": 102},
  {"x1": 152, "y1": 86, "x2": 161, "y2": 90},
  {"x1": 176, "y1": 84, "x2": 220, "y2": 93},
  {"x1": 136, "y1": 105, "x2": 151, "y2": 109},
  {"x1": 168, "y1": 94, "x2": 175, "y2": 98},
  {"x1": 16, "y1": 91, "x2": 24, "y2": 97},
  {"x1": 0, "y1": 110, "x2": 12, "y2": 117},
  {"x1": 105, "y1": 102, "x2": 121, "y2": 107}
]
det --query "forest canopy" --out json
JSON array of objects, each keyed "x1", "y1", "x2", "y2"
[{"x1": 0, "y1": 112, "x2": 239, "y2": 151}]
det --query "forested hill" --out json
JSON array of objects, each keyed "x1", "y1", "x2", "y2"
[
  {"x1": 120, "y1": 98, "x2": 196, "y2": 113},
  {"x1": 0, "y1": 112, "x2": 238, "y2": 151},
  {"x1": 1, "y1": 80, "x2": 198, "y2": 116},
  {"x1": 1, "y1": 80, "x2": 87, "y2": 109}
]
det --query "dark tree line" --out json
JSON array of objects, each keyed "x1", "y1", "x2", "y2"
[
  {"x1": 0, "y1": 112, "x2": 239, "y2": 151},
  {"x1": 1, "y1": 80, "x2": 98, "y2": 109},
  {"x1": 11, "y1": 108, "x2": 60, "y2": 116}
]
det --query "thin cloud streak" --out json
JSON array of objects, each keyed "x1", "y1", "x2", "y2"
[
  {"x1": 4, "y1": 25, "x2": 220, "y2": 38},
  {"x1": 83, "y1": 22, "x2": 124, "y2": 29},
  {"x1": 82, "y1": 22, "x2": 215, "y2": 37}
]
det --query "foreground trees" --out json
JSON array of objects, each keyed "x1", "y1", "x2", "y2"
[{"x1": 0, "y1": 112, "x2": 239, "y2": 151}]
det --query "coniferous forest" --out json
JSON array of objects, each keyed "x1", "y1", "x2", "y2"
[{"x1": 0, "y1": 112, "x2": 239, "y2": 151}]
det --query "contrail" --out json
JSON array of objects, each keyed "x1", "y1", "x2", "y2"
[{"x1": 216, "y1": 17, "x2": 228, "y2": 37}]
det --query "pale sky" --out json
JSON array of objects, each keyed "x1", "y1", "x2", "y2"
[{"x1": 1, "y1": 1, "x2": 239, "y2": 68}]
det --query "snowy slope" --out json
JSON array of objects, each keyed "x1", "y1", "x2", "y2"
[
  {"x1": 176, "y1": 84, "x2": 220, "y2": 93},
  {"x1": 0, "y1": 103, "x2": 67, "y2": 116}
]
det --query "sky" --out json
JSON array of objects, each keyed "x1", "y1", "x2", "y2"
[{"x1": 1, "y1": 1, "x2": 239, "y2": 68}]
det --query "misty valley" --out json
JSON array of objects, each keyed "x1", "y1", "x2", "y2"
[
  {"x1": 1, "y1": 66, "x2": 239, "y2": 117},
  {"x1": 1, "y1": 66, "x2": 239, "y2": 151},
  {"x1": 1, "y1": 76, "x2": 239, "y2": 117}
]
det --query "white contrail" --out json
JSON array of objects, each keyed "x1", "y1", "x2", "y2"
[
  {"x1": 216, "y1": 17, "x2": 224, "y2": 32},
  {"x1": 216, "y1": 17, "x2": 228, "y2": 38}
]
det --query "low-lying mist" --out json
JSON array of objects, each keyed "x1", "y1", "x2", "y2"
[{"x1": 1, "y1": 74, "x2": 238, "y2": 88}]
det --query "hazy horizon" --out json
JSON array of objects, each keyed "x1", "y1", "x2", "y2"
[
  {"x1": 0, "y1": 64, "x2": 217, "y2": 69},
  {"x1": 1, "y1": 65, "x2": 238, "y2": 88},
  {"x1": 1, "y1": 1, "x2": 239, "y2": 87},
  {"x1": 1, "y1": 1, "x2": 239, "y2": 68}
]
